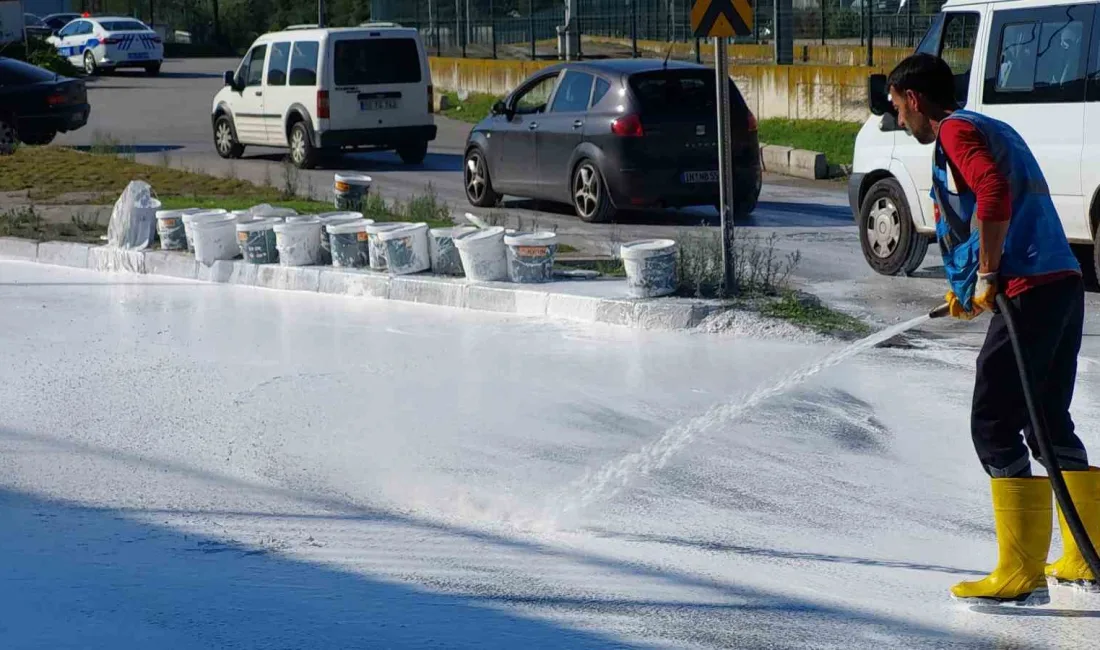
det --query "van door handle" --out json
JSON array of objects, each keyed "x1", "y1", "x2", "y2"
[
  {"x1": 572, "y1": 119, "x2": 584, "y2": 128},
  {"x1": 254, "y1": 91, "x2": 262, "y2": 96}
]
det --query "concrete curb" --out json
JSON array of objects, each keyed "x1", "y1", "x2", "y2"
[
  {"x1": 2, "y1": 240, "x2": 727, "y2": 332},
  {"x1": 759, "y1": 143, "x2": 848, "y2": 180}
]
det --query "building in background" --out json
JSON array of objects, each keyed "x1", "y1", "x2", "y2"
[{"x1": 23, "y1": 0, "x2": 75, "y2": 18}]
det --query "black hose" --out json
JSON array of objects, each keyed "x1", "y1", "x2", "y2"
[{"x1": 994, "y1": 292, "x2": 1100, "y2": 581}]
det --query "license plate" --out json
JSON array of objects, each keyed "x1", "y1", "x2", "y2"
[
  {"x1": 682, "y1": 170, "x2": 719, "y2": 183},
  {"x1": 128, "y1": 52, "x2": 149, "y2": 60},
  {"x1": 360, "y1": 98, "x2": 398, "y2": 111}
]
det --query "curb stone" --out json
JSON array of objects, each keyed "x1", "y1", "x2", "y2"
[
  {"x1": 1, "y1": 240, "x2": 722, "y2": 332},
  {"x1": 759, "y1": 143, "x2": 849, "y2": 180}
]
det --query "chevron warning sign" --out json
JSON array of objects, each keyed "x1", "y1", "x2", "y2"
[{"x1": 691, "y1": 0, "x2": 753, "y2": 38}]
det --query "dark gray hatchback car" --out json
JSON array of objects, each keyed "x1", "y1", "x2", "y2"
[{"x1": 463, "y1": 58, "x2": 761, "y2": 223}]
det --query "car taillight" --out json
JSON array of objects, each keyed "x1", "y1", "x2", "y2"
[
  {"x1": 610, "y1": 114, "x2": 643, "y2": 137},
  {"x1": 152, "y1": 36, "x2": 162, "y2": 43},
  {"x1": 427, "y1": 84, "x2": 434, "y2": 113},
  {"x1": 101, "y1": 37, "x2": 119, "y2": 45},
  {"x1": 317, "y1": 90, "x2": 329, "y2": 119},
  {"x1": 46, "y1": 93, "x2": 66, "y2": 106},
  {"x1": 747, "y1": 109, "x2": 757, "y2": 132}
]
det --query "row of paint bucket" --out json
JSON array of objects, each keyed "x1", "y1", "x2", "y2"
[{"x1": 449, "y1": 227, "x2": 559, "y2": 283}]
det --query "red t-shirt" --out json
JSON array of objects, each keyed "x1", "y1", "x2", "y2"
[{"x1": 937, "y1": 118, "x2": 1078, "y2": 298}]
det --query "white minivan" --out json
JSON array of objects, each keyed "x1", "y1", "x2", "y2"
[
  {"x1": 851, "y1": 0, "x2": 1099, "y2": 277},
  {"x1": 211, "y1": 24, "x2": 436, "y2": 169}
]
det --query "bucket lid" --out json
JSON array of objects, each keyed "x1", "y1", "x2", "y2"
[
  {"x1": 334, "y1": 172, "x2": 372, "y2": 185},
  {"x1": 182, "y1": 209, "x2": 228, "y2": 223},
  {"x1": 326, "y1": 218, "x2": 373, "y2": 234},
  {"x1": 156, "y1": 208, "x2": 201, "y2": 220},
  {"x1": 273, "y1": 217, "x2": 321, "y2": 232},
  {"x1": 504, "y1": 231, "x2": 557, "y2": 247},
  {"x1": 236, "y1": 217, "x2": 280, "y2": 232},
  {"x1": 190, "y1": 214, "x2": 236, "y2": 229},
  {"x1": 620, "y1": 238, "x2": 678, "y2": 259},
  {"x1": 454, "y1": 225, "x2": 505, "y2": 247},
  {"x1": 316, "y1": 211, "x2": 364, "y2": 223},
  {"x1": 377, "y1": 222, "x2": 427, "y2": 241},
  {"x1": 430, "y1": 225, "x2": 478, "y2": 238},
  {"x1": 250, "y1": 204, "x2": 298, "y2": 218},
  {"x1": 363, "y1": 221, "x2": 407, "y2": 233},
  {"x1": 284, "y1": 215, "x2": 319, "y2": 223}
]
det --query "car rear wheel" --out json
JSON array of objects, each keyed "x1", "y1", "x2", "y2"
[
  {"x1": 858, "y1": 177, "x2": 928, "y2": 276},
  {"x1": 573, "y1": 160, "x2": 613, "y2": 223},
  {"x1": 464, "y1": 148, "x2": 499, "y2": 207},
  {"x1": 213, "y1": 115, "x2": 244, "y2": 159},
  {"x1": 145, "y1": 63, "x2": 161, "y2": 76},
  {"x1": 397, "y1": 140, "x2": 428, "y2": 165},
  {"x1": 288, "y1": 121, "x2": 317, "y2": 169},
  {"x1": 18, "y1": 130, "x2": 56, "y2": 146},
  {"x1": 0, "y1": 118, "x2": 16, "y2": 156},
  {"x1": 83, "y1": 51, "x2": 97, "y2": 76}
]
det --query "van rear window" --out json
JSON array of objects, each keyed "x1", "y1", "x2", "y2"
[
  {"x1": 628, "y1": 70, "x2": 746, "y2": 117},
  {"x1": 333, "y1": 38, "x2": 421, "y2": 86}
]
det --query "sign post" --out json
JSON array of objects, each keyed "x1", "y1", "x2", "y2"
[{"x1": 691, "y1": 0, "x2": 753, "y2": 297}]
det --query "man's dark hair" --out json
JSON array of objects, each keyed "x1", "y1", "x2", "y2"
[{"x1": 886, "y1": 53, "x2": 957, "y2": 109}]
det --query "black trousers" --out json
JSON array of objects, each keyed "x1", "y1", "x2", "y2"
[{"x1": 971, "y1": 274, "x2": 1089, "y2": 478}]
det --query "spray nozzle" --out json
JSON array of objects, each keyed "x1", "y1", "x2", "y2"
[{"x1": 928, "y1": 302, "x2": 951, "y2": 319}]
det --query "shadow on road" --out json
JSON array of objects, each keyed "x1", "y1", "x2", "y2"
[
  {"x1": 68, "y1": 144, "x2": 184, "y2": 154},
  {"x1": 245, "y1": 151, "x2": 463, "y2": 174},
  {"x1": 86, "y1": 70, "x2": 223, "y2": 81}
]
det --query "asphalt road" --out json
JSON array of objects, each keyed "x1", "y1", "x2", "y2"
[{"x1": 53, "y1": 57, "x2": 1100, "y2": 340}]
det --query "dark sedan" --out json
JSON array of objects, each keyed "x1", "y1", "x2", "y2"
[
  {"x1": 0, "y1": 57, "x2": 90, "y2": 152},
  {"x1": 463, "y1": 59, "x2": 761, "y2": 223}
]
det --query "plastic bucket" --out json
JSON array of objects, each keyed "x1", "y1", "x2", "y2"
[
  {"x1": 334, "y1": 173, "x2": 372, "y2": 211},
  {"x1": 454, "y1": 226, "x2": 508, "y2": 283},
  {"x1": 273, "y1": 218, "x2": 323, "y2": 266},
  {"x1": 429, "y1": 226, "x2": 478, "y2": 276},
  {"x1": 156, "y1": 208, "x2": 200, "y2": 251},
  {"x1": 363, "y1": 221, "x2": 406, "y2": 270},
  {"x1": 504, "y1": 231, "x2": 558, "y2": 283},
  {"x1": 326, "y1": 219, "x2": 375, "y2": 268},
  {"x1": 236, "y1": 218, "x2": 281, "y2": 264},
  {"x1": 192, "y1": 215, "x2": 241, "y2": 264},
  {"x1": 377, "y1": 222, "x2": 430, "y2": 275},
  {"x1": 315, "y1": 211, "x2": 365, "y2": 265},
  {"x1": 182, "y1": 209, "x2": 229, "y2": 253},
  {"x1": 249, "y1": 204, "x2": 298, "y2": 219},
  {"x1": 621, "y1": 239, "x2": 678, "y2": 298}
]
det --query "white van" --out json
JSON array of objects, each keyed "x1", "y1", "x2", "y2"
[
  {"x1": 851, "y1": 0, "x2": 1097, "y2": 277},
  {"x1": 211, "y1": 25, "x2": 436, "y2": 169}
]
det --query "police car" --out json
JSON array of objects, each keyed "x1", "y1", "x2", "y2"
[{"x1": 47, "y1": 16, "x2": 164, "y2": 76}]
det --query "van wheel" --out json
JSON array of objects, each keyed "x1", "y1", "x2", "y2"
[
  {"x1": 397, "y1": 140, "x2": 428, "y2": 165},
  {"x1": 213, "y1": 115, "x2": 244, "y2": 159},
  {"x1": 289, "y1": 121, "x2": 317, "y2": 169},
  {"x1": 859, "y1": 177, "x2": 928, "y2": 276},
  {"x1": 573, "y1": 159, "x2": 614, "y2": 223},
  {"x1": 464, "y1": 147, "x2": 499, "y2": 207}
]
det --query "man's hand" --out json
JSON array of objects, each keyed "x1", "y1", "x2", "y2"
[
  {"x1": 945, "y1": 290, "x2": 982, "y2": 320},
  {"x1": 973, "y1": 271, "x2": 998, "y2": 312}
]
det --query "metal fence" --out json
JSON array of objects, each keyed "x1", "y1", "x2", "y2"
[{"x1": 372, "y1": 0, "x2": 948, "y2": 61}]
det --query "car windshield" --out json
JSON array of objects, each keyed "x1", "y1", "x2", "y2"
[
  {"x1": 0, "y1": 58, "x2": 57, "y2": 84},
  {"x1": 99, "y1": 20, "x2": 149, "y2": 31},
  {"x1": 333, "y1": 38, "x2": 421, "y2": 85}
]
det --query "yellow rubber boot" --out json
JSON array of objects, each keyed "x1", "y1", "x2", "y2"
[
  {"x1": 951, "y1": 477, "x2": 1052, "y2": 606},
  {"x1": 1045, "y1": 466, "x2": 1100, "y2": 590}
]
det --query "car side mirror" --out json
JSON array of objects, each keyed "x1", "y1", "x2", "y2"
[
  {"x1": 868, "y1": 74, "x2": 896, "y2": 117},
  {"x1": 223, "y1": 70, "x2": 238, "y2": 89},
  {"x1": 491, "y1": 100, "x2": 509, "y2": 117}
]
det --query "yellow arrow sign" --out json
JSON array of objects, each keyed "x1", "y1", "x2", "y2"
[{"x1": 692, "y1": 0, "x2": 753, "y2": 38}]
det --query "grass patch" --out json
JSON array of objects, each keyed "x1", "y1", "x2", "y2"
[
  {"x1": 760, "y1": 291, "x2": 871, "y2": 337},
  {"x1": 0, "y1": 146, "x2": 271, "y2": 202},
  {"x1": 441, "y1": 92, "x2": 503, "y2": 124},
  {"x1": 0, "y1": 206, "x2": 106, "y2": 243},
  {"x1": 757, "y1": 119, "x2": 861, "y2": 166},
  {"x1": 676, "y1": 228, "x2": 800, "y2": 299}
]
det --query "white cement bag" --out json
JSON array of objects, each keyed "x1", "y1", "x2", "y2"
[{"x1": 106, "y1": 180, "x2": 161, "y2": 249}]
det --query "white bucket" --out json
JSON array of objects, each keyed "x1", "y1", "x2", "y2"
[
  {"x1": 621, "y1": 239, "x2": 678, "y2": 298},
  {"x1": 334, "y1": 173, "x2": 372, "y2": 211},
  {"x1": 504, "y1": 231, "x2": 558, "y2": 284},
  {"x1": 429, "y1": 225, "x2": 478, "y2": 276},
  {"x1": 236, "y1": 217, "x2": 281, "y2": 264},
  {"x1": 314, "y1": 211, "x2": 365, "y2": 264},
  {"x1": 326, "y1": 218, "x2": 375, "y2": 268},
  {"x1": 377, "y1": 222, "x2": 430, "y2": 275},
  {"x1": 155, "y1": 208, "x2": 201, "y2": 251},
  {"x1": 363, "y1": 221, "x2": 407, "y2": 270},
  {"x1": 191, "y1": 215, "x2": 241, "y2": 264},
  {"x1": 182, "y1": 209, "x2": 229, "y2": 253},
  {"x1": 249, "y1": 204, "x2": 298, "y2": 219},
  {"x1": 273, "y1": 218, "x2": 323, "y2": 266},
  {"x1": 454, "y1": 226, "x2": 508, "y2": 282}
]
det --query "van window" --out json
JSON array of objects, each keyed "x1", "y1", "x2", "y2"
[
  {"x1": 917, "y1": 11, "x2": 981, "y2": 106},
  {"x1": 333, "y1": 38, "x2": 421, "y2": 86},
  {"x1": 245, "y1": 45, "x2": 267, "y2": 87},
  {"x1": 289, "y1": 41, "x2": 319, "y2": 86},
  {"x1": 550, "y1": 70, "x2": 594, "y2": 113},
  {"x1": 983, "y1": 4, "x2": 1092, "y2": 104},
  {"x1": 267, "y1": 42, "x2": 290, "y2": 86}
]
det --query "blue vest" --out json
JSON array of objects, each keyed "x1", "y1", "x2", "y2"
[{"x1": 930, "y1": 109, "x2": 1079, "y2": 310}]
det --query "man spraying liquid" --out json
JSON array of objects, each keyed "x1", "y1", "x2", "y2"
[{"x1": 886, "y1": 53, "x2": 1099, "y2": 605}]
